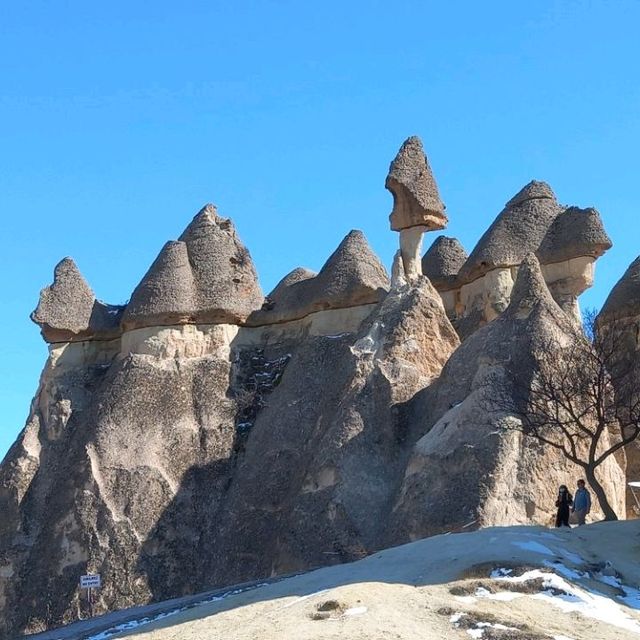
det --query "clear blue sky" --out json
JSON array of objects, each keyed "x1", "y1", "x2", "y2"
[{"x1": 1, "y1": 1, "x2": 639, "y2": 460}]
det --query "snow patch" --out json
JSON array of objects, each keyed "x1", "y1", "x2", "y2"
[
  {"x1": 511, "y1": 540, "x2": 554, "y2": 556},
  {"x1": 557, "y1": 549, "x2": 583, "y2": 565},
  {"x1": 465, "y1": 621, "x2": 519, "y2": 638},
  {"x1": 493, "y1": 568, "x2": 640, "y2": 633},
  {"x1": 344, "y1": 606, "x2": 367, "y2": 616},
  {"x1": 280, "y1": 589, "x2": 330, "y2": 609},
  {"x1": 543, "y1": 560, "x2": 588, "y2": 581},
  {"x1": 85, "y1": 583, "x2": 269, "y2": 639}
]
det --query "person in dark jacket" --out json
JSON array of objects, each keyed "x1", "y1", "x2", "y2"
[
  {"x1": 572, "y1": 479, "x2": 592, "y2": 526},
  {"x1": 555, "y1": 484, "x2": 573, "y2": 527}
]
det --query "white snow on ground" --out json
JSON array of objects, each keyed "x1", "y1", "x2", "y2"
[
  {"x1": 556, "y1": 549, "x2": 583, "y2": 565},
  {"x1": 85, "y1": 585, "x2": 268, "y2": 640},
  {"x1": 474, "y1": 586, "x2": 522, "y2": 602},
  {"x1": 490, "y1": 568, "x2": 640, "y2": 634},
  {"x1": 542, "y1": 560, "x2": 588, "y2": 581},
  {"x1": 449, "y1": 612, "x2": 518, "y2": 639},
  {"x1": 593, "y1": 571, "x2": 640, "y2": 610},
  {"x1": 466, "y1": 622, "x2": 518, "y2": 639},
  {"x1": 278, "y1": 589, "x2": 330, "y2": 610},
  {"x1": 510, "y1": 540, "x2": 554, "y2": 556},
  {"x1": 344, "y1": 606, "x2": 367, "y2": 616}
]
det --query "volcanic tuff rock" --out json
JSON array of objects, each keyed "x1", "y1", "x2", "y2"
[
  {"x1": 428, "y1": 182, "x2": 612, "y2": 337},
  {"x1": 421, "y1": 236, "x2": 468, "y2": 291},
  {"x1": 597, "y1": 255, "x2": 640, "y2": 518},
  {"x1": 536, "y1": 206, "x2": 612, "y2": 265},
  {"x1": 386, "y1": 136, "x2": 446, "y2": 233},
  {"x1": 389, "y1": 255, "x2": 626, "y2": 540},
  {"x1": 0, "y1": 268, "x2": 456, "y2": 637},
  {"x1": 0, "y1": 136, "x2": 630, "y2": 639},
  {"x1": 247, "y1": 230, "x2": 389, "y2": 326},
  {"x1": 385, "y1": 137, "x2": 447, "y2": 282},
  {"x1": 123, "y1": 205, "x2": 263, "y2": 329},
  {"x1": 31, "y1": 257, "x2": 124, "y2": 342},
  {"x1": 599, "y1": 255, "x2": 640, "y2": 323},
  {"x1": 457, "y1": 181, "x2": 561, "y2": 285}
]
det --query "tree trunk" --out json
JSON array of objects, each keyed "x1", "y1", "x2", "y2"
[{"x1": 586, "y1": 466, "x2": 618, "y2": 521}]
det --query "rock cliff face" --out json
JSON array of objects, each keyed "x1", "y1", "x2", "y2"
[
  {"x1": 597, "y1": 256, "x2": 640, "y2": 518},
  {"x1": 389, "y1": 256, "x2": 625, "y2": 541},
  {"x1": 0, "y1": 139, "x2": 629, "y2": 638}
]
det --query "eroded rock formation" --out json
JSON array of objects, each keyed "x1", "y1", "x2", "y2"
[
  {"x1": 597, "y1": 256, "x2": 640, "y2": 518},
  {"x1": 246, "y1": 230, "x2": 389, "y2": 326},
  {"x1": 423, "y1": 183, "x2": 612, "y2": 338},
  {"x1": 386, "y1": 136, "x2": 447, "y2": 281},
  {"x1": 31, "y1": 257, "x2": 124, "y2": 342},
  {"x1": 123, "y1": 205, "x2": 263, "y2": 330},
  {"x1": 0, "y1": 138, "x2": 629, "y2": 638},
  {"x1": 389, "y1": 256, "x2": 625, "y2": 540}
]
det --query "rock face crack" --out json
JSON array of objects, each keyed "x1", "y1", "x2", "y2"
[{"x1": 232, "y1": 348, "x2": 292, "y2": 441}]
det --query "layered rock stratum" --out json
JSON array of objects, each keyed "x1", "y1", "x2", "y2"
[{"x1": 0, "y1": 136, "x2": 632, "y2": 638}]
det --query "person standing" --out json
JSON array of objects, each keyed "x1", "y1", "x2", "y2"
[
  {"x1": 555, "y1": 484, "x2": 573, "y2": 527},
  {"x1": 572, "y1": 479, "x2": 591, "y2": 526}
]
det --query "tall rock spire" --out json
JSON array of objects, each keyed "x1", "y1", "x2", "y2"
[{"x1": 385, "y1": 136, "x2": 447, "y2": 281}]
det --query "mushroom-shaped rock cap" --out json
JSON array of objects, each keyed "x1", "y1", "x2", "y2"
[
  {"x1": 599, "y1": 256, "x2": 640, "y2": 322},
  {"x1": 457, "y1": 180, "x2": 561, "y2": 284},
  {"x1": 124, "y1": 204, "x2": 263, "y2": 330},
  {"x1": 246, "y1": 230, "x2": 389, "y2": 326},
  {"x1": 386, "y1": 136, "x2": 447, "y2": 232},
  {"x1": 422, "y1": 236, "x2": 468, "y2": 290},
  {"x1": 31, "y1": 257, "x2": 123, "y2": 342},
  {"x1": 268, "y1": 267, "x2": 317, "y2": 303},
  {"x1": 122, "y1": 240, "x2": 196, "y2": 329},
  {"x1": 536, "y1": 206, "x2": 612, "y2": 265},
  {"x1": 313, "y1": 230, "x2": 389, "y2": 304},
  {"x1": 179, "y1": 204, "x2": 263, "y2": 323}
]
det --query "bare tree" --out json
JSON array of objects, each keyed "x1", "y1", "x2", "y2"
[{"x1": 494, "y1": 311, "x2": 640, "y2": 521}]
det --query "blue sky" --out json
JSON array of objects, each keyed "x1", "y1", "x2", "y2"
[{"x1": 1, "y1": 1, "x2": 639, "y2": 459}]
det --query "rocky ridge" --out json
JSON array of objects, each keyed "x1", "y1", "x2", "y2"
[{"x1": 0, "y1": 136, "x2": 630, "y2": 638}]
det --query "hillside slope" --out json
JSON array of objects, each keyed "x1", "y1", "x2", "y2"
[{"x1": 33, "y1": 521, "x2": 640, "y2": 640}]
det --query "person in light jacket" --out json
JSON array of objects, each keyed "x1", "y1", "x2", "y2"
[{"x1": 572, "y1": 479, "x2": 591, "y2": 526}]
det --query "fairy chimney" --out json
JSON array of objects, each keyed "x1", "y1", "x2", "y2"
[{"x1": 385, "y1": 137, "x2": 447, "y2": 281}]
